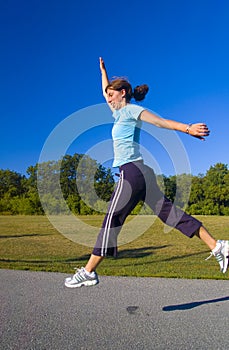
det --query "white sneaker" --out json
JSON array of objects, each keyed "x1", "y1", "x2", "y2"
[
  {"x1": 206, "y1": 240, "x2": 229, "y2": 273},
  {"x1": 65, "y1": 267, "x2": 99, "y2": 288}
]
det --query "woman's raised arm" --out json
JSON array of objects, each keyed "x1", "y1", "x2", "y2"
[{"x1": 99, "y1": 57, "x2": 109, "y2": 99}]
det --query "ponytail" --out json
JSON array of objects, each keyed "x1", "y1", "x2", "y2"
[{"x1": 132, "y1": 84, "x2": 149, "y2": 102}]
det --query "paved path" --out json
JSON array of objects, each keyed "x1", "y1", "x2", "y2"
[{"x1": 1, "y1": 269, "x2": 229, "y2": 350}]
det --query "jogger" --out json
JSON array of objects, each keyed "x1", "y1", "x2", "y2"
[{"x1": 64, "y1": 57, "x2": 229, "y2": 288}]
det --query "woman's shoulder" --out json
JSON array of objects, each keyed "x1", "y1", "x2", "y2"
[
  {"x1": 125, "y1": 103, "x2": 146, "y2": 120},
  {"x1": 126, "y1": 103, "x2": 145, "y2": 111},
  {"x1": 113, "y1": 104, "x2": 146, "y2": 120},
  {"x1": 115, "y1": 103, "x2": 145, "y2": 114}
]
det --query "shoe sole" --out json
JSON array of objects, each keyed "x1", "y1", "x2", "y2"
[
  {"x1": 222, "y1": 241, "x2": 229, "y2": 273},
  {"x1": 64, "y1": 279, "x2": 99, "y2": 288}
]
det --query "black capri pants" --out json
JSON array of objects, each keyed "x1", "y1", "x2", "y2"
[{"x1": 92, "y1": 160, "x2": 202, "y2": 257}]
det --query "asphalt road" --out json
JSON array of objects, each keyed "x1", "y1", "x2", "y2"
[{"x1": 1, "y1": 269, "x2": 229, "y2": 350}]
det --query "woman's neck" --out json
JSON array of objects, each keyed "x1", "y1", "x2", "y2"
[{"x1": 114, "y1": 101, "x2": 128, "y2": 110}]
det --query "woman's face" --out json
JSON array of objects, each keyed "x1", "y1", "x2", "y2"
[{"x1": 106, "y1": 88, "x2": 126, "y2": 109}]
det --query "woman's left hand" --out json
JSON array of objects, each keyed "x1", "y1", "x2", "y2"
[{"x1": 188, "y1": 123, "x2": 210, "y2": 140}]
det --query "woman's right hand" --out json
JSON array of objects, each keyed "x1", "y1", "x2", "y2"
[{"x1": 99, "y1": 57, "x2": 106, "y2": 72}]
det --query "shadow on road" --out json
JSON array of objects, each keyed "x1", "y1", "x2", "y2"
[{"x1": 163, "y1": 295, "x2": 229, "y2": 311}]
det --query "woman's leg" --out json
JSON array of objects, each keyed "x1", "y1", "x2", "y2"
[
  {"x1": 195, "y1": 225, "x2": 216, "y2": 250},
  {"x1": 92, "y1": 162, "x2": 146, "y2": 258},
  {"x1": 65, "y1": 162, "x2": 147, "y2": 287},
  {"x1": 143, "y1": 165, "x2": 229, "y2": 273},
  {"x1": 85, "y1": 254, "x2": 104, "y2": 273},
  {"x1": 144, "y1": 165, "x2": 202, "y2": 239}
]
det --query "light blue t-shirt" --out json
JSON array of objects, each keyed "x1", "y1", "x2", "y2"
[{"x1": 112, "y1": 104, "x2": 145, "y2": 167}]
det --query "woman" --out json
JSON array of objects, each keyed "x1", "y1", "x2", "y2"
[{"x1": 65, "y1": 58, "x2": 228, "y2": 287}]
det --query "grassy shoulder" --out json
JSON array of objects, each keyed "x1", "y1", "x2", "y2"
[{"x1": 0, "y1": 215, "x2": 229, "y2": 279}]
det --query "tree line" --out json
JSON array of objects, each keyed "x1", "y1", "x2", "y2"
[{"x1": 0, "y1": 154, "x2": 228, "y2": 215}]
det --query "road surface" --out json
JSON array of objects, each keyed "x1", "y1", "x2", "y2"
[{"x1": 1, "y1": 269, "x2": 229, "y2": 349}]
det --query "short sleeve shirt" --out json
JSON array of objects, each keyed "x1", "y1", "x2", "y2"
[{"x1": 112, "y1": 104, "x2": 145, "y2": 167}]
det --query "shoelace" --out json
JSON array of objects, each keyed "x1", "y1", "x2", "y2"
[
  {"x1": 205, "y1": 251, "x2": 223, "y2": 262},
  {"x1": 74, "y1": 267, "x2": 84, "y2": 273},
  {"x1": 73, "y1": 267, "x2": 85, "y2": 280},
  {"x1": 72, "y1": 267, "x2": 96, "y2": 280},
  {"x1": 205, "y1": 252, "x2": 214, "y2": 261}
]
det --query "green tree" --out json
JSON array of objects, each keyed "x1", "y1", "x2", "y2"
[
  {"x1": 186, "y1": 175, "x2": 205, "y2": 214},
  {"x1": 37, "y1": 154, "x2": 115, "y2": 215},
  {"x1": 202, "y1": 163, "x2": 229, "y2": 215},
  {"x1": 60, "y1": 154, "x2": 83, "y2": 199},
  {"x1": 0, "y1": 169, "x2": 26, "y2": 197},
  {"x1": 94, "y1": 164, "x2": 114, "y2": 202}
]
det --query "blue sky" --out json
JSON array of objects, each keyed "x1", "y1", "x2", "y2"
[{"x1": 1, "y1": 0, "x2": 229, "y2": 176}]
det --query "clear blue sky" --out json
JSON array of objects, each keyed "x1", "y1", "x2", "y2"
[{"x1": 1, "y1": 0, "x2": 229, "y2": 176}]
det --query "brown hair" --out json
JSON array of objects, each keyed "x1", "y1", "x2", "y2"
[{"x1": 105, "y1": 78, "x2": 149, "y2": 102}]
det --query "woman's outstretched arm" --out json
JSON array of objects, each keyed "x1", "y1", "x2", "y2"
[{"x1": 140, "y1": 110, "x2": 210, "y2": 140}]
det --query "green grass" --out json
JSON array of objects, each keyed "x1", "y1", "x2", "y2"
[{"x1": 0, "y1": 215, "x2": 229, "y2": 279}]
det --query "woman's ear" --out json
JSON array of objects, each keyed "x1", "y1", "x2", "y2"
[{"x1": 121, "y1": 89, "x2": 126, "y2": 98}]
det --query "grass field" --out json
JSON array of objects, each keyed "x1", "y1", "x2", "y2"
[{"x1": 0, "y1": 215, "x2": 229, "y2": 279}]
